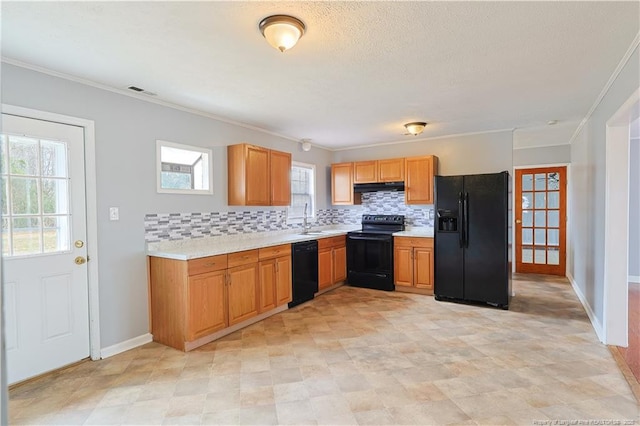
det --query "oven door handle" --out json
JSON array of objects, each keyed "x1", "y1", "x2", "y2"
[{"x1": 347, "y1": 235, "x2": 391, "y2": 242}]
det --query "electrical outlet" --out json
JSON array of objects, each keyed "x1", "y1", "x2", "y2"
[{"x1": 109, "y1": 207, "x2": 119, "y2": 221}]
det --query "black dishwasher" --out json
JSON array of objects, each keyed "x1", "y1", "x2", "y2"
[{"x1": 289, "y1": 240, "x2": 319, "y2": 308}]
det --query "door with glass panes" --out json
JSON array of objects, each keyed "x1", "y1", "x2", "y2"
[
  {"x1": 515, "y1": 167, "x2": 567, "y2": 275},
  {"x1": 2, "y1": 114, "x2": 90, "y2": 384}
]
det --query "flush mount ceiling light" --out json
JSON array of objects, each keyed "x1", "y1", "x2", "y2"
[
  {"x1": 259, "y1": 15, "x2": 306, "y2": 52},
  {"x1": 404, "y1": 122, "x2": 427, "y2": 136}
]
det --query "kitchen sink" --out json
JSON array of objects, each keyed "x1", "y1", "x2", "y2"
[{"x1": 299, "y1": 231, "x2": 325, "y2": 235}]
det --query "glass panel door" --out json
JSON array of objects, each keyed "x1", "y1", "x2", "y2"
[{"x1": 515, "y1": 167, "x2": 567, "y2": 275}]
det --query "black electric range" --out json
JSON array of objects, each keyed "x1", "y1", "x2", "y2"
[{"x1": 346, "y1": 214, "x2": 405, "y2": 291}]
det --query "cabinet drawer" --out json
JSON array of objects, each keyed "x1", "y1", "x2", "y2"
[
  {"x1": 259, "y1": 244, "x2": 291, "y2": 260},
  {"x1": 394, "y1": 236, "x2": 433, "y2": 248},
  {"x1": 187, "y1": 254, "x2": 228, "y2": 276},
  {"x1": 228, "y1": 249, "x2": 259, "y2": 268},
  {"x1": 318, "y1": 235, "x2": 345, "y2": 249}
]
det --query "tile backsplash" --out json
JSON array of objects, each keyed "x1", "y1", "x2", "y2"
[{"x1": 144, "y1": 190, "x2": 434, "y2": 242}]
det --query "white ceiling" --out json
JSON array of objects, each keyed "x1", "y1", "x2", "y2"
[{"x1": 2, "y1": 1, "x2": 639, "y2": 150}]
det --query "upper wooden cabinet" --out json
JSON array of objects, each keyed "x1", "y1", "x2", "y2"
[
  {"x1": 353, "y1": 161, "x2": 378, "y2": 183},
  {"x1": 331, "y1": 155, "x2": 437, "y2": 205},
  {"x1": 354, "y1": 159, "x2": 405, "y2": 183},
  {"x1": 405, "y1": 155, "x2": 438, "y2": 205},
  {"x1": 228, "y1": 143, "x2": 291, "y2": 206},
  {"x1": 378, "y1": 158, "x2": 405, "y2": 182},
  {"x1": 331, "y1": 162, "x2": 355, "y2": 205},
  {"x1": 269, "y1": 150, "x2": 292, "y2": 206}
]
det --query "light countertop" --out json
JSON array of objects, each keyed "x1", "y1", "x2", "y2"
[
  {"x1": 393, "y1": 227, "x2": 434, "y2": 238},
  {"x1": 147, "y1": 226, "x2": 356, "y2": 260},
  {"x1": 147, "y1": 225, "x2": 434, "y2": 260}
]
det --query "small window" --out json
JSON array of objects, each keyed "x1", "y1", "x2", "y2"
[
  {"x1": 288, "y1": 162, "x2": 315, "y2": 221},
  {"x1": 156, "y1": 140, "x2": 212, "y2": 194}
]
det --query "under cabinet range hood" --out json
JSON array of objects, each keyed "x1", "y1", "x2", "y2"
[{"x1": 353, "y1": 181, "x2": 405, "y2": 193}]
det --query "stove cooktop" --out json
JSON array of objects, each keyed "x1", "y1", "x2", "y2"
[{"x1": 357, "y1": 214, "x2": 405, "y2": 234}]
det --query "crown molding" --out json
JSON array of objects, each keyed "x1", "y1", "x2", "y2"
[
  {"x1": 569, "y1": 31, "x2": 640, "y2": 144},
  {"x1": 329, "y1": 128, "x2": 515, "y2": 152},
  {"x1": 0, "y1": 57, "x2": 319, "y2": 147},
  {"x1": 512, "y1": 143, "x2": 571, "y2": 150}
]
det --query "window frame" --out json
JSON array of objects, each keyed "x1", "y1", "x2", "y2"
[
  {"x1": 288, "y1": 161, "x2": 316, "y2": 223},
  {"x1": 1, "y1": 134, "x2": 72, "y2": 258},
  {"x1": 156, "y1": 140, "x2": 213, "y2": 195}
]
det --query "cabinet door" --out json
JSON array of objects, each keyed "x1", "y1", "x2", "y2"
[
  {"x1": 227, "y1": 263, "x2": 259, "y2": 325},
  {"x1": 275, "y1": 255, "x2": 292, "y2": 306},
  {"x1": 318, "y1": 248, "x2": 333, "y2": 290},
  {"x1": 259, "y1": 260, "x2": 277, "y2": 313},
  {"x1": 333, "y1": 246, "x2": 347, "y2": 283},
  {"x1": 331, "y1": 163, "x2": 354, "y2": 205},
  {"x1": 414, "y1": 247, "x2": 434, "y2": 292},
  {"x1": 353, "y1": 161, "x2": 378, "y2": 183},
  {"x1": 405, "y1": 156, "x2": 434, "y2": 205},
  {"x1": 378, "y1": 158, "x2": 404, "y2": 182},
  {"x1": 186, "y1": 271, "x2": 227, "y2": 341},
  {"x1": 246, "y1": 145, "x2": 270, "y2": 205},
  {"x1": 394, "y1": 245, "x2": 413, "y2": 287},
  {"x1": 270, "y1": 150, "x2": 291, "y2": 206}
]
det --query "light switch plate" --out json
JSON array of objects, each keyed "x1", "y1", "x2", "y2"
[{"x1": 109, "y1": 207, "x2": 119, "y2": 221}]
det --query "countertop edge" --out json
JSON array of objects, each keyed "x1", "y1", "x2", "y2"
[
  {"x1": 392, "y1": 228, "x2": 435, "y2": 238},
  {"x1": 147, "y1": 229, "x2": 357, "y2": 260}
]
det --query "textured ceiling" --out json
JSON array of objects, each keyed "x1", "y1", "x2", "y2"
[{"x1": 2, "y1": 1, "x2": 639, "y2": 149}]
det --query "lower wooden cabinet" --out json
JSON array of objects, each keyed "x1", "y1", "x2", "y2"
[
  {"x1": 394, "y1": 237, "x2": 434, "y2": 294},
  {"x1": 227, "y1": 263, "x2": 259, "y2": 326},
  {"x1": 149, "y1": 244, "x2": 292, "y2": 351},
  {"x1": 259, "y1": 260, "x2": 278, "y2": 313},
  {"x1": 318, "y1": 236, "x2": 346, "y2": 291},
  {"x1": 275, "y1": 255, "x2": 292, "y2": 306},
  {"x1": 187, "y1": 270, "x2": 227, "y2": 341},
  {"x1": 258, "y1": 244, "x2": 292, "y2": 312}
]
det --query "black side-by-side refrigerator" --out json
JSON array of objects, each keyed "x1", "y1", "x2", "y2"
[{"x1": 434, "y1": 172, "x2": 511, "y2": 309}]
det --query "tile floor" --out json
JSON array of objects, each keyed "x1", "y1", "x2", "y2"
[{"x1": 9, "y1": 274, "x2": 640, "y2": 425}]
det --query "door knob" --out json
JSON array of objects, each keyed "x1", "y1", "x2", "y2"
[
  {"x1": 75, "y1": 256, "x2": 87, "y2": 265},
  {"x1": 516, "y1": 219, "x2": 522, "y2": 224}
]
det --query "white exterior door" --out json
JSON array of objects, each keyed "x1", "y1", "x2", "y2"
[{"x1": 2, "y1": 114, "x2": 90, "y2": 385}]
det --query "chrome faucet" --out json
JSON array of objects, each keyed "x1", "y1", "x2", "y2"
[{"x1": 303, "y1": 203, "x2": 312, "y2": 233}]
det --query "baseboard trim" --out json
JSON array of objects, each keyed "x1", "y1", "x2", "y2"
[
  {"x1": 184, "y1": 305, "x2": 288, "y2": 351},
  {"x1": 629, "y1": 275, "x2": 640, "y2": 283},
  {"x1": 100, "y1": 333, "x2": 153, "y2": 359},
  {"x1": 567, "y1": 273, "x2": 604, "y2": 343},
  {"x1": 315, "y1": 281, "x2": 344, "y2": 296}
]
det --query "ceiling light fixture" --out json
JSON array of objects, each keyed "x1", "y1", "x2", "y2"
[
  {"x1": 259, "y1": 15, "x2": 306, "y2": 53},
  {"x1": 404, "y1": 122, "x2": 427, "y2": 136},
  {"x1": 300, "y1": 138, "x2": 312, "y2": 152}
]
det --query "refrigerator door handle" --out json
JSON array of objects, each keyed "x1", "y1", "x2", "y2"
[
  {"x1": 464, "y1": 192, "x2": 470, "y2": 248},
  {"x1": 458, "y1": 192, "x2": 464, "y2": 248}
]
